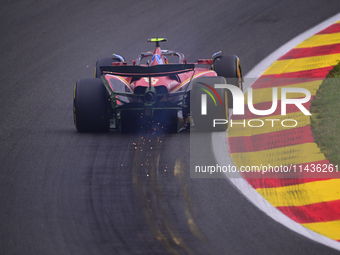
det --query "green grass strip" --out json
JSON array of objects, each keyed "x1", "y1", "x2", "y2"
[{"x1": 310, "y1": 63, "x2": 340, "y2": 166}]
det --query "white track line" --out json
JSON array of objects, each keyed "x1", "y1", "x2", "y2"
[{"x1": 212, "y1": 12, "x2": 340, "y2": 251}]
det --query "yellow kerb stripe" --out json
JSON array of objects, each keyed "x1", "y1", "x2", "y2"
[
  {"x1": 256, "y1": 179, "x2": 340, "y2": 207},
  {"x1": 303, "y1": 220, "x2": 340, "y2": 240},
  {"x1": 230, "y1": 21, "x2": 340, "y2": 242},
  {"x1": 231, "y1": 143, "x2": 325, "y2": 169},
  {"x1": 295, "y1": 33, "x2": 340, "y2": 48},
  {"x1": 263, "y1": 53, "x2": 340, "y2": 75}
]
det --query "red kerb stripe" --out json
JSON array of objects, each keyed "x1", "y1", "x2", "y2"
[
  {"x1": 251, "y1": 67, "x2": 333, "y2": 89},
  {"x1": 279, "y1": 43, "x2": 340, "y2": 60},
  {"x1": 277, "y1": 199, "x2": 340, "y2": 224},
  {"x1": 316, "y1": 24, "x2": 340, "y2": 34},
  {"x1": 228, "y1": 126, "x2": 315, "y2": 153}
]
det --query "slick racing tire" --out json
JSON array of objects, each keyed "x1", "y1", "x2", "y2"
[
  {"x1": 95, "y1": 57, "x2": 121, "y2": 78},
  {"x1": 213, "y1": 55, "x2": 243, "y2": 108},
  {"x1": 191, "y1": 76, "x2": 228, "y2": 132},
  {"x1": 74, "y1": 78, "x2": 109, "y2": 132}
]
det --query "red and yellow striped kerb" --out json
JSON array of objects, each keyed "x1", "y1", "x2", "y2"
[{"x1": 228, "y1": 20, "x2": 340, "y2": 241}]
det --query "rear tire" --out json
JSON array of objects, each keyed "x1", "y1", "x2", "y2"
[
  {"x1": 191, "y1": 77, "x2": 228, "y2": 132},
  {"x1": 213, "y1": 55, "x2": 242, "y2": 108},
  {"x1": 95, "y1": 58, "x2": 121, "y2": 78},
  {"x1": 73, "y1": 78, "x2": 109, "y2": 132}
]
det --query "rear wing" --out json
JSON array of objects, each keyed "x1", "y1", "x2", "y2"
[{"x1": 100, "y1": 64, "x2": 195, "y2": 78}]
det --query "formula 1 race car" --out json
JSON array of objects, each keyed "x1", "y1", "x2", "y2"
[{"x1": 73, "y1": 38, "x2": 242, "y2": 133}]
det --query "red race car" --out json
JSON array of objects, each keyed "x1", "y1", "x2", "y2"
[{"x1": 73, "y1": 38, "x2": 242, "y2": 133}]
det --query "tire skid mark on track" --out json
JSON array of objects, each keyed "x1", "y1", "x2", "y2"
[
  {"x1": 132, "y1": 134, "x2": 203, "y2": 255},
  {"x1": 228, "y1": 19, "x2": 340, "y2": 241},
  {"x1": 132, "y1": 136, "x2": 182, "y2": 255},
  {"x1": 87, "y1": 141, "x2": 130, "y2": 254},
  {"x1": 174, "y1": 159, "x2": 206, "y2": 244}
]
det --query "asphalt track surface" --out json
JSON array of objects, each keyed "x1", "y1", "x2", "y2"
[{"x1": 1, "y1": 1, "x2": 340, "y2": 254}]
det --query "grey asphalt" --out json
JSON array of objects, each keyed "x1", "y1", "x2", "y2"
[{"x1": 1, "y1": 0, "x2": 340, "y2": 254}]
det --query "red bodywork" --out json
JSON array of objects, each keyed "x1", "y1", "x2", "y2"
[{"x1": 105, "y1": 45, "x2": 217, "y2": 94}]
